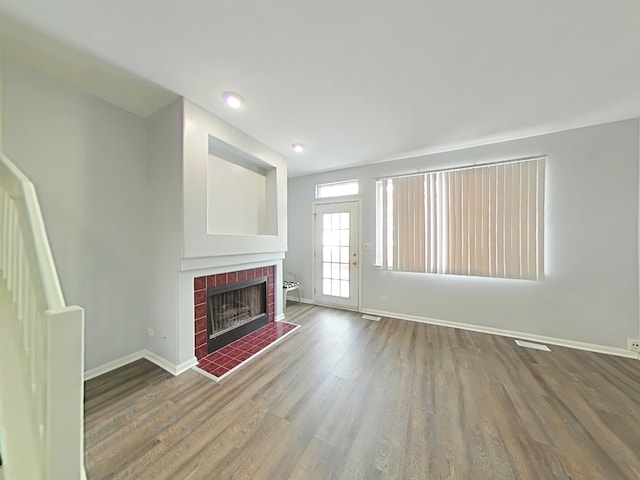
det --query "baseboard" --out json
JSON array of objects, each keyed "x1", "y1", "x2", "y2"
[
  {"x1": 84, "y1": 306, "x2": 638, "y2": 381},
  {"x1": 84, "y1": 350, "x2": 197, "y2": 380},
  {"x1": 176, "y1": 357, "x2": 199, "y2": 374},
  {"x1": 282, "y1": 297, "x2": 315, "y2": 320},
  {"x1": 361, "y1": 308, "x2": 640, "y2": 360},
  {"x1": 283, "y1": 297, "x2": 313, "y2": 310},
  {"x1": 84, "y1": 351, "x2": 146, "y2": 380},
  {"x1": 143, "y1": 350, "x2": 197, "y2": 375},
  {"x1": 276, "y1": 313, "x2": 286, "y2": 322},
  {"x1": 284, "y1": 297, "x2": 313, "y2": 305}
]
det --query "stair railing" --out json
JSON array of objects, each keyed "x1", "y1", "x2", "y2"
[{"x1": 0, "y1": 150, "x2": 85, "y2": 480}]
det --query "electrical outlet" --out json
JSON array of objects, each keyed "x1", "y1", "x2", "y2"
[
  {"x1": 147, "y1": 328, "x2": 155, "y2": 337},
  {"x1": 627, "y1": 338, "x2": 640, "y2": 352}
]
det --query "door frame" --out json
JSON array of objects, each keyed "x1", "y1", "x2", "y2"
[{"x1": 311, "y1": 199, "x2": 362, "y2": 311}]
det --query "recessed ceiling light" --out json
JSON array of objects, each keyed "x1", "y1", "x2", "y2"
[
  {"x1": 222, "y1": 92, "x2": 243, "y2": 109},
  {"x1": 291, "y1": 143, "x2": 305, "y2": 153}
]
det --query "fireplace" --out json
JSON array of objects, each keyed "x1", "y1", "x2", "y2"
[
  {"x1": 194, "y1": 266, "x2": 275, "y2": 360},
  {"x1": 207, "y1": 276, "x2": 267, "y2": 352}
]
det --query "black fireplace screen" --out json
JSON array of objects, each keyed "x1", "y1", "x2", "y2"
[{"x1": 207, "y1": 276, "x2": 267, "y2": 339}]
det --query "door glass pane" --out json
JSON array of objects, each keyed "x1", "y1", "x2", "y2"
[
  {"x1": 323, "y1": 263, "x2": 331, "y2": 278},
  {"x1": 332, "y1": 213, "x2": 341, "y2": 230},
  {"x1": 332, "y1": 279, "x2": 341, "y2": 296},
  {"x1": 323, "y1": 214, "x2": 332, "y2": 230},
  {"x1": 340, "y1": 264, "x2": 349, "y2": 280},
  {"x1": 323, "y1": 278, "x2": 331, "y2": 295},
  {"x1": 320, "y1": 210, "x2": 351, "y2": 298},
  {"x1": 341, "y1": 212, "x2": 349, "y2": 229},
  {"x1": 341, "y1": 280, "x2": 349, "y2": 298},
  {"x1": 331, "y1": 263, "x2": 340, "y2": 279},
  {"x1": 340, "y1": 230, "x2": 349, "y2": 246},
  {"x1": 331, "y1": 230, "x2": 340, "y2": 246},
  {"x1": 323, "y1": 230, "x2": 331, "y2": 246}
]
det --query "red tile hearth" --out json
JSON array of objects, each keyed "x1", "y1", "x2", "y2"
[
  {"x1": 193, "y1": 265, "x2": 276, "y2": 362},
  {"x1": 195, "y1": 321, "x2": 299, "y2": 380}
]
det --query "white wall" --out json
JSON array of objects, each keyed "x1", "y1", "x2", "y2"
[
  {"x1": 207, "y1": 155, "x2": 267, "y2": 235},
  {"x1": 2, "y1": 60, "x2": 149, "y2": 370},
  {"x1": 1, "y1": 61, "x2": 290, "y2": 374},
  {"x1": 286, "y1": 119, "x2": 640, "y2": 350},
  {"x1": 146, "y1": 99, "x2": 183, "y2": 365},
  {"x1": 182, "y1": 100, "x2": 287, "y2": 258}
]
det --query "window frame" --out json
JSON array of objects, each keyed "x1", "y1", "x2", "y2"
[
  {"x1": 315, "y1": 179, "x2": 359, "y2": 199},
  {"x1": 375, "y1": 156, "x2": 545, "y2": 280}
]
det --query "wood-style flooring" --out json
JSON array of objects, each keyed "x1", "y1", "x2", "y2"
[{"x1": 84, "y1": 304, "x2": 640, "y2": 480}]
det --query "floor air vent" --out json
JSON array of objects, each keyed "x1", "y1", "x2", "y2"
[{"x1": 362, "y1": 314, "x2": 381, "y2": 321}]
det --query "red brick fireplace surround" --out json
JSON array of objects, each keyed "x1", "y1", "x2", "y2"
[{"x1": 193, "y1": 266, "x2": 275, "y2": 360}]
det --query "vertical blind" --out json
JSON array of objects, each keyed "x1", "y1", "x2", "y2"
[{"x1": 376, "y1": 157, "x2": 545, "y2": 280}]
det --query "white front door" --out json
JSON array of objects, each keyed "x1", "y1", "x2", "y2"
[{"x1": 314, "y1": 201, "x2": 360, "y2": 309}]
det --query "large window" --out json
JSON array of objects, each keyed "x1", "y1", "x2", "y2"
[{"x1": 376, "y1": 157, "x2": 545, "y2": 280}]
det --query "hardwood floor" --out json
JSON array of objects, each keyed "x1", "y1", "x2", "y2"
[{"x1": 84, "y1": 304, "x2": 640, "y2": 479}]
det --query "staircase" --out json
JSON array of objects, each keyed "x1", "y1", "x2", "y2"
[{"x1": 0, "y1": 150, "x2": 85, "y2": 479}]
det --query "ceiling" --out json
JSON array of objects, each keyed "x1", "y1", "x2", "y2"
[{"x1": 1, "y1": 1, "x2": 639, "y2": 177}]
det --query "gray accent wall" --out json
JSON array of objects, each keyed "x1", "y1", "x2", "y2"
[
  {"x1": 1, "y1": 61, "x2": 290, "y2": 372},
  {"x1": 2, "y1": 60, "x2": 149, "y2": 370},
  {"x1": 286, "y1": 119, "x2": 640, "y2": 349}
]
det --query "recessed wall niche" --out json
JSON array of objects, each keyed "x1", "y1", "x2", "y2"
[{"x1": 207, "y1": 136, "x2": 278, "y2": 236}]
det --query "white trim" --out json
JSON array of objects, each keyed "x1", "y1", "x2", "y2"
[
  {"x1": 281, "y1": 298, "x2": 314, "y2": 321},
  {"x1": 314, "y1": 301, "x2": 360, "y2": 312},
  {"x1": 193, "y1": 366, "x2": 219, "y2": 382},
  {"x1": 84, "y1": 350, "x2": 198, "y2": 380},
  {"x1": 144, "y1": 350, "x2": 198, "y2": 375},
  {"x1": 515, "y1": 339, "x2": 551, "y2": 351},
  {"x1": 276, "y1": 313, "x2": 286, "y2": 321},
  {"x1": 361, "y1": 307, "x2": 640, "y2": 360},
  {"x1": 175, "y1": 357, "x2": 199, "y2": 375},
  {"x1": 180, "y1": 252, "x2": 285, "y2": 272},
  {"x1": 83, "y1": 351, "x2": 145, "y2": 381}
]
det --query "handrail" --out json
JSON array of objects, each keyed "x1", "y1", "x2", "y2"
[
  {"x1": 0, "y1": 152, "x2": 65, "y2": 309},
  {"x1": 0, "y1": 148, "x2": 85, "y2": 480}
]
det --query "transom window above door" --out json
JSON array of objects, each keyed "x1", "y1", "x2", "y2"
[{"x1": 315, "y1": 180, "x2": 359, "y2": 199}]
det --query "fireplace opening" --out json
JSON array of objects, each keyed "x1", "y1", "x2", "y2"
[{"x1": 207, "y1": 276, "x2": 268, "y2": 353}]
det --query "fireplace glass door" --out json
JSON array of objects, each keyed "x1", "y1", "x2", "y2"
[{"x1": 207, "y1": 276, "x2": 268, "y2": 352}]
